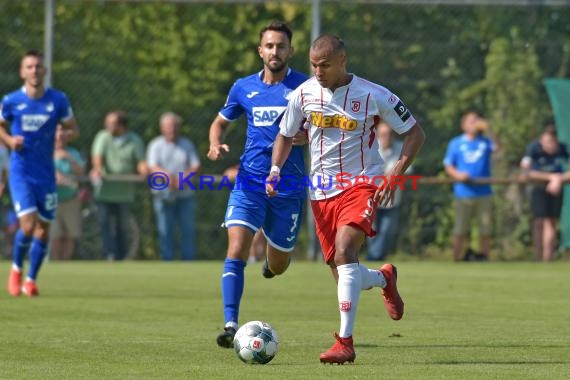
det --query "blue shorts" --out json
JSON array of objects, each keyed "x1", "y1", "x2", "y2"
[
  {"x1": 9, "y1": 176, "x2": 58, "y2": 221},
  {"x1": 224, "y1": 189, "x2": 303, "y2": 252}
]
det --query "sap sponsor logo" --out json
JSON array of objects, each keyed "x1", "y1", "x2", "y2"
[
  {"x1": 252, "y1": 106, "x2": 286, "y2": 127},
  {"x1": 22, "y1": 114, "x2": 49, "y2": 132},
  {"x1": 310, "y1": 111, "x2": 357, "y2": 131}
]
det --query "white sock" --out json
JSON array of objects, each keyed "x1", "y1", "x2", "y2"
[
  {"x1": 337, "y1": 263, "x2": 361, "y2": 338},
  {"x1": 359, "y1": 264, "x2": 386, "y2": 290},
  {"x1": 225, "y1": 321, "x2": 238, "y2": 330}
]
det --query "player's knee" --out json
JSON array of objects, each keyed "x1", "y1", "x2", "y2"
[
  {"x1": 226, "y1": 243, "x2": 250, "y2": 261},
  {"x1": 334, "y1": 244, "x2": 358, "y2": 266},
  {"x1": 19, "y1": 218, "x2": 36, "y2": 236},
  {"x1": 34, "y1": 229, "x2": 49, "y2": 241}
]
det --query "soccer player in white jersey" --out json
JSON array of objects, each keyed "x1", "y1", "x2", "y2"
[
  {"x1": 0, "y1": 50, "x2": 78, "y2": 297},
  {"x1": 207, "y1": 21, "x2": 308, "y2": 348},
  {"x1": 267, "y1": 35, "x2": 426, "y2": 364}
]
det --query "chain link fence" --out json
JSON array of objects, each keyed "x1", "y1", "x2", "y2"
[{"x1": 1, "y1": 0, "x2": 569, "y2": 260}]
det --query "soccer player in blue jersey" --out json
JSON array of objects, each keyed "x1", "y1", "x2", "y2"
[
  {"x1": 207, "y1": 21, "x2": 308, "y2": 347},
  {"x1": 0, "y1": 50, "x2": 78, "y2": 297}
]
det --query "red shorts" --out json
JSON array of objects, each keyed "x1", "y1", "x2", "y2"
[{"x1": 310, "y1": 184, "x2": 377, "y2": 264}]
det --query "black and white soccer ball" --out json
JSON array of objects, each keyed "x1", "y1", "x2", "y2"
[{"x1": 233, "y1": 320, "x2": 279, "y2": 364}]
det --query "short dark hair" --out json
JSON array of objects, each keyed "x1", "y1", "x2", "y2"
[
  {"x1": 311, "y1": 34, "x2": 345, "y2": 54},
  {"x1": 21, "y1": 49, "x2": 43, "y2": 62},
  {"x1": 109, "y1": 110, "x2": 129, "y2": 128},
  {"x1": 541, "y1": 124, "x2": 557, "y2": 138},
  {"x1": 460, "y1": 111, "x2": 480, "y2": 126},
  {"x1": 259, "y1": 21, "x2": 293, "y2": 44}
]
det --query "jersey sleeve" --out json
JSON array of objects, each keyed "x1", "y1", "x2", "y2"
[
  {"x1": 520, "y1": 141, "x2": 536, "y2": 167},
  {"x1": 91, "y1": 131, "x2": 107, "y2": 157},
  {"x1": 58, "y1": 93, "x2": 74, "y2": 122},
  {"x1": 218, "y1": 81, "x2": 244, "y2": 122},
  {"x1": 146, "y1": 138, "x2": 159, "y2": 167},
  {"x1": 443, "y1": 139, "x2": 457, "y2": 167},
  {"x1": 560, "y1": 143, "x2": 569, "y2": 161},
  {"x1": 0, "y1": 95, "x2": 12, "y2": 122},
  {"x1": 279, "y1": 87, "x2": 304, "y2": 138},
  {"x1": 375, "y1": 89, "x2": 416, "y2": 135}
]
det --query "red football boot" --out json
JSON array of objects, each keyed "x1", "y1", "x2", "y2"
[
  {"x1": 8, "y1": 269, "x2": 22, "y2": 297},
  {"x1": 22, "y1": 279, "x2": 39, "y2": 297},
  {"x1": 319, "y1": 333, "x2": 356, "y2": 365},
  {"x1": 379, "y1": 263, "x2": 404, "y2": 320}
]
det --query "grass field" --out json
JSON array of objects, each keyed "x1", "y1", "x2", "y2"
[{"x1": 0, "y1": 261, "x2": 569, "y2": 379}]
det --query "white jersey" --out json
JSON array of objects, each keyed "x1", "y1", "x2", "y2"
[{"x1": 279, "y1": 75, "x2": 416, "y2": 200}]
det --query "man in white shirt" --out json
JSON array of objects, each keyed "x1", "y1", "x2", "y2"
[{"x1": 147, "y1": 112, "x2": 200, "y2": 260}]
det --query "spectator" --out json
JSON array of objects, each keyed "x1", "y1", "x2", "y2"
[
  {"x1": 520, "y1": 126, "x2": 570, "y2": 261},
  {"x1": 366, "y1": 122, "x2": 411, "y2": 260},
  {"x1": 443, "y1": 111, "x2": 498, "y2": 262},
  {"x1": 90, "y1": 110, "x2": 147, "y2": 261},
  {"x1": 147, "y1": 112, "x2": 200, "y2": 261},
  {"x1": 50, "y1": 125, "x2": 86, "y2": 260}
]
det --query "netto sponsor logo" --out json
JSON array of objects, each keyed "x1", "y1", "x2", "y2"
[{"x1": 310, "y1": 111, "x2": 357, "y2": 131}]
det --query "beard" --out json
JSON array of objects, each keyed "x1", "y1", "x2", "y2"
[{"x1": 266, "y1": 60, "x2": 286, "y2": 73}]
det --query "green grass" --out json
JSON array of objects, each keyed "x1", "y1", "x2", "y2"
[{"x1": 0, "y1": 261, "x2": 569, "y2": 379}]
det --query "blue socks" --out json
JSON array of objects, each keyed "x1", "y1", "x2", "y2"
[
  {"x1": 12, "y1": 231, "x2": 47, "y2": 281},
  {"x1": 12, "y1": 230, "x2": 32, "y2": 271},
  {"x1": 221, "y1": 258, "x2": 246, "y2": 327},
  {"x1": 27, "y1": 238, "x2": 48, "y2": 281}
]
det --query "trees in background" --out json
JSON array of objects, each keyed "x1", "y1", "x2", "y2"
[{"x1": 0, "y1": 1, "x2": 568, "y2": 257}]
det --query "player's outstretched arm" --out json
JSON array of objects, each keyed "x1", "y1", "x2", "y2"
[
  {"x1": 207, "y1": 115, "x2": 231, "y2": 161},
  {"x1": 266, "y1": 133, "x2": 293, "y2": 197}
]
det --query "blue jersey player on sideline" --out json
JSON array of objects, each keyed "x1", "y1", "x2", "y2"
[
  {"x1": 0, "y1": 50, "x2": 78, "y2": 297},
  {"x1": 207, "y1": 21, "x2": 308, "y2": 348}
]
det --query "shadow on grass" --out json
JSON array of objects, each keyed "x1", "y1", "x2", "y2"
[
  {"x1": 356, "y1": 343, "x2": 570, "y2": 349},
  {"x1": 433, "y1": 360, "x2": 569, "y2": 365}
]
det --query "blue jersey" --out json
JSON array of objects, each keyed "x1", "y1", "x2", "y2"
[
  {"x1": 443, "y1": 134, "x2": 494, "y2": 198},
  {"x1": 1, "y1": 87, "x2": 74, "y2": 184},
  {"x1": 219, "y1": 68, "x2": 308, "y2": 197}
]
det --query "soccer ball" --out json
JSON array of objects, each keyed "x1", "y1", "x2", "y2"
[{"x1": 233, "y1": 320, "x2": 279, "y2": 364}]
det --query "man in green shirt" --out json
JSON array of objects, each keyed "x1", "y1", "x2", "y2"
[{"x1": 90, "y1": 110, "x2": 147, "y2": 260}]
